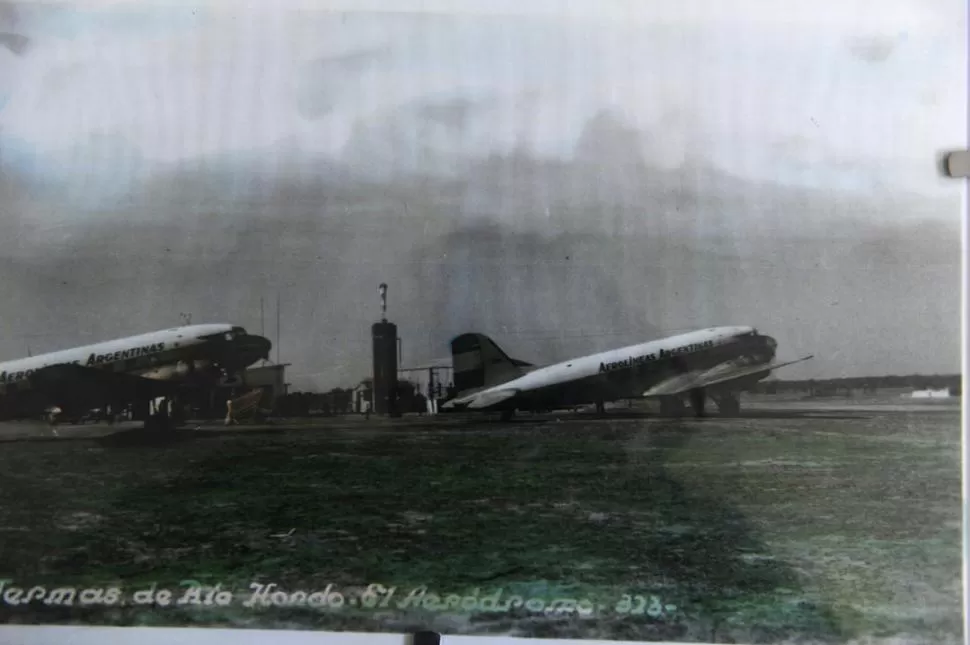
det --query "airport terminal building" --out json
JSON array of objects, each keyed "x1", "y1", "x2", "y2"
[{"x1": 188, "y1": 363, "x2": 289, "y2": 418}]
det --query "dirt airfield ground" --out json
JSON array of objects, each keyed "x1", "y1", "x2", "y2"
[{"x1": 0, "y1": 396, "x2": 961, "y2": 644}]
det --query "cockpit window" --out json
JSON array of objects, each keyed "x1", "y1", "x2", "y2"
[{"x1": 200, "y1": 327, "x2": 246, "y2": 342}]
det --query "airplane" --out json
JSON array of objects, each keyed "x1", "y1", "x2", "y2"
[
  {"x1": 0, "y1": 323, "x2": 272, "y2": 428},
  {"x1": 440, "y1": 326, "x2": 812, "y2": 420}
]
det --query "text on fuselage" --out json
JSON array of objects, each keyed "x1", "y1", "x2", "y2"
[
  {"x1": 598, "y1": 340, "x2": 715, "y2": 374},
  {"x1": 0, "y1": 343, "x2": 166, "y2": 384}
]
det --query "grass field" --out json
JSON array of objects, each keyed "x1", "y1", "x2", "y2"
[{"x1": 0, "y1": 402, "x2": 961, "y2": 643}]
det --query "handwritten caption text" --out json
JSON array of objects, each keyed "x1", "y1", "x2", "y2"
[{"x1": 0, "y1": 580, "x2": 678, "y2": 619}]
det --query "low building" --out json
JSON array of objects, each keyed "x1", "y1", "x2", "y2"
[
  {"x1": 353, "y1": 380, "x2": 373, "y2": 414},
  {"x1": 241, "y1": 363, "x2": 290, "y2": 409},
  {"x1": 398, "y1": 359, "x2": 454, "y2": 402},
  {"x1": 909, "y1": 387, "x2": 953, "y2": 399},
  {"x1": 191, "y1": 363, "x2": 289, "y2": 418}
]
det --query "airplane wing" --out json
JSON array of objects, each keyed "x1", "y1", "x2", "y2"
[
  {"x1": 27, "y1": 363, "x2": 190, "y2": 411},
  {"x1": 642, "y1": 355, "x2": 814, "y2": 398},
  {"x1": 441, "y1": 388, "x2": 520, "y2": 410}
]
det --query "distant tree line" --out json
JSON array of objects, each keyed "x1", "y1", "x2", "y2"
[
  {"x1": 749, "y1": 374, "x2": 961, "y2": 396},
  {"x1": 276, "y1": 373, "x2": 962, "y2": 415},
  {"x1": 275, "y1": 380, "x2": 444, "y2": 416},
  {"x1": 276, "y1": 389, "x2": 355, "y2": 416}
]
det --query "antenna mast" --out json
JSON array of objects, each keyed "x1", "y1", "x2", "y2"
[
  {"x1": 276, "y1": 293, "x2": 281, "y2": 364},
  {"x1": 379, "y1": 283, "x2": 388, "y2": 322}
]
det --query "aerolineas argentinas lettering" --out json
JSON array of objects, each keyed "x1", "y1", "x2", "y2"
[
  {"x1": 0, "y1": 343, "x2": 167, "y2": 384},
  {"x1": 598, "y1": 340, "x2": 714, "y2": 374}
]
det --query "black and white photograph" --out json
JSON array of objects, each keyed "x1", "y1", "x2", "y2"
[{"x1": 0, "y1": 1, "x2": 965, "y2": 643}]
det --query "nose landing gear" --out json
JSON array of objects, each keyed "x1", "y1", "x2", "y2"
[
  {"x1": 712, "y1": 392, "x2": 741, "y2": 417},
  {"x1": 658, "y1": 389, "x2": 741, "y2": 418},
  {"x1": 689, "y1": 388, "x2": 706, "y2": 417}
]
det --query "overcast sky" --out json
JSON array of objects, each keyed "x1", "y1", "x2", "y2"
[{"x1": 0, "y1": 0, "x2": 965, "y2": 389}]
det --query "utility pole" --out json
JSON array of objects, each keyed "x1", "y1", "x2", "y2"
[{"x1": 427, "y1": 366, "x2": 436, "y2": 414}]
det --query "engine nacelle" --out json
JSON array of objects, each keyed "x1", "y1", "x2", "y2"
[{"x1": 141, "y1": 359, "x2": 216, "y2": 382}]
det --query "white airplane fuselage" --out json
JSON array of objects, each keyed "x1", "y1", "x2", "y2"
[
  {"x1": 0, "y1": 323, "x2": 271, "y2": 421},
  {"x1": 443, "y1": 325, "x2": 806, "y2": 416},
  {"x1": 514, "y1": 326, "x2": 765, "y2": 391}
]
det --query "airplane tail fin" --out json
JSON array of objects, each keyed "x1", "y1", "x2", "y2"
[{"x1": 450, "y1": 333, "x2": 532, "y2": 393}]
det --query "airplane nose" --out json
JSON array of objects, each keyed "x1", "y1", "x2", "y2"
[
  {"x1": 229, "y1": 334, "x2": 273, "y2": 365},
  {"x1": 245, "y1": 335, "x2": 273, "y2": 360}
]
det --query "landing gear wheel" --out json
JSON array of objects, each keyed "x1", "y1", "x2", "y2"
[
  {"x1": 595, "y1": 400, "x2": 606, "y2": 415},
  {"x1": 716, "y1": 393, "x2": 741, "y2": 417},
  {"x1": 499, "y1": 409, "x2": 515, "y2": 422}
]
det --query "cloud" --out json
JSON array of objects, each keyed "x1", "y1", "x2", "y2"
[
  {"x1": 2, "y1": 3, "x2": 963, "y2": 198},
  {"x1": 0, "y1": 108, "x2": 960, "y2": 388},
  {"x1": 295, "y1": 46, "x2": 392, "y2": 119},
  {"x1": 412, "y1": 96, "x2": 491, "y2": 130},
  {"x1": 0, "y1": 1, "x2": 20, "y2": 29},
  {"x1": 847, "y1": 35, "x2": 901, "y2": 63},
  {"x1": 0, "y1": 31, "x2": 27, "y2": 54}
]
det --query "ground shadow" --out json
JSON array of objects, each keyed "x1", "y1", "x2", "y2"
[
  {"x1": 512, "y1": 410, "x2": 868, "y2": 422},
  {"x1": 0, "y1": 408, "x2": 868, "y2": 446}
]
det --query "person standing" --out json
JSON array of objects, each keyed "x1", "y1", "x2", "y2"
[{"x1": 225, "y1": 396, "x2": 238, "y2": 426}]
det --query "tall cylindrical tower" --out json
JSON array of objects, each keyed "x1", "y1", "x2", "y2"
[
  {"x1": 371, "y1": 283, "x2": 399, "y2": 415},
  {"x1": 372, "y1": 321, "x2": 398, "y2": 415}
]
